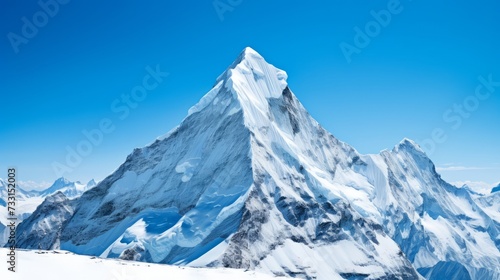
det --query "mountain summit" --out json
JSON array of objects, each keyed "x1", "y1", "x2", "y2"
[{"x1": 17, "y1": 48, "x2": 500, "y2": 280}]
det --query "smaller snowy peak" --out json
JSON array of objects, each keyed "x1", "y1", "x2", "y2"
[
  {"x1": 39, "y1": 177, "x2": 73, "y2": 196},
  {"x1": 53, "y1": 177, "x2": 71, "y2": 187},
  {"x1": 56, "y1": 177, "x2": 71, "y2": 184},
  {"x1": 383, "y1": 137, "x2": 439, "y2": 179},
  {"x1": 461, "y1": 184, "x2": 483, "y2": 196},
  {"x1": 393, "y1": 138, "x2": 426, "y2": 155},
  {"x1": 37, "y1": 177, "x2": 94, "y2": 199},
  {"x1": 46, "y1": 191, "x2": 69, "y2": 204},
  {"x1": 86, "y1": 179, "x2": 97, "y2": 189}
]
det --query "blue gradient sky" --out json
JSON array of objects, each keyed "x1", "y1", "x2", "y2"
[{"x1": 1, "y1": 0, "x2": 499, "y2": 188}]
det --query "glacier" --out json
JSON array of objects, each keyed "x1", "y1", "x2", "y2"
[{"x1": 15, "y1": 47, "x2": 500, "y2": 279}]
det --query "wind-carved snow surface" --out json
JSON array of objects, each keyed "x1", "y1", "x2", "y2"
[{"x1": 16, "y1": 48, "x2": 500, "y2": 280}]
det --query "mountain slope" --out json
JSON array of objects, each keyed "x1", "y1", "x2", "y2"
[
  {"x1": 16, "y1": 48, "x2": 500, "y2": 279},
  {"x1": 16, "y1": 191, "x2": 75, "y2": 250},
  {"x1": 352, "y1": 141, "x2": 500, "y2": 279},
  {"x1": 17, "y1": 48, "x2": 420, "y2": 279}
]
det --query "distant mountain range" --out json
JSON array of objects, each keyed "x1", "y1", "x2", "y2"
[{"x1": 0, "y1": 177, "x2": 95, "y2": 246}]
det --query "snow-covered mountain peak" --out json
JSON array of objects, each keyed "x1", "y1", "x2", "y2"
[
  {"x1": 384, "y1": 138, "x2": 440, "y2": 183},
  {"x1": 37, "y1": 177, "x2": 96, "y2": 199},
  {"x1": 188, "y1": 47, "x2": 291, "y2": 133},
  {"x1": 39, "y1": 177, "x2": 74, "y2": 195},
  {"x1": 46, "y1": 191, "x2": 69, "y2": 204},
  {"x1": 221, "y1": 48, "x2": 287, "y2": 99},
  {"x1": 224, "y1": 46, "x2": 267, "y2": 73},
  {"x1": 242, "y1": 46, "x2": 260, "y2": 55},
  {"x1": 86, "y1": 179, "x2": 97, "y2": 188},
  {"x1": 394, "y1": 138, "x2": 426, "y2": 155},
  {"x1": 54, "y1": 177, "x2": 71, "y2": 185},
  {"x1": 238, "y1": 46, "x2": 265, "y2": 62}
]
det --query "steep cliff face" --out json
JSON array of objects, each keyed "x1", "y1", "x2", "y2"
[{"x1": 16, "y1": 191, "x2": 74, "y2": 250}]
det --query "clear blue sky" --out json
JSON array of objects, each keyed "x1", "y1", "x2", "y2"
[{"x1": 1, "y1": 0, "x2": 499, "y2": 188}]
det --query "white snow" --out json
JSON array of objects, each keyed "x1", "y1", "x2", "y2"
[
  {"x1": 175, "y1": 158, "x2": 201, "y2": 182},
  {"x1": 188, "y1": 80, "x2": 224, "y2": 115},
  {"x1": 0, "y1": 249, "x2": 289, "y2": 280}
]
